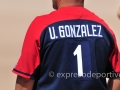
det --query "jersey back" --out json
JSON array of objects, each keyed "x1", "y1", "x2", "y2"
[
  {"x1": 38, "y1": 20, "x2": 113, "y2": 90},
  {"x1": 13, "y1": 7, "x2": 120, "y2": 90}
]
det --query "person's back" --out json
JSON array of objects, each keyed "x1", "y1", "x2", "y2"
[{"x1": 13, "y1": 0, "x2": 120, "y2": 90}]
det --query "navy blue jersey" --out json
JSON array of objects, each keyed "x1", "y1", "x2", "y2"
[{"x1": 13, "y1": 7, "x2": 120, "y2": 90}]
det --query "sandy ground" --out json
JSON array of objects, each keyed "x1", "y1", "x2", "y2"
[{"x1": 0, "y1": 0, "x2": 120, "y2": 90}]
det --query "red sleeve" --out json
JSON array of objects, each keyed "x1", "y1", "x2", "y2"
[
  {"x1": 99, "y1": 20, "x2": 120, "y2": 74},
  {"x1": 109, "y1": 34, "x2": 120, "y2": 73},
  {"x1": 12, "y1": 17, "x2": 41, "y2": 79}
]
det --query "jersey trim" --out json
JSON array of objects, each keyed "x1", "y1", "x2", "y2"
[{"x1": 12, "y1": 69, "x2": 31, "y2": 79}]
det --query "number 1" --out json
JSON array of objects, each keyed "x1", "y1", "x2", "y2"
[{"x1": 73, "y1": 45, "x2": 83, "y2": 76}]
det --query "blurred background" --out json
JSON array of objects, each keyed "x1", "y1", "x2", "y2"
[{"x1": 0, "y1": 0, "x2": 120, "y2": 89}]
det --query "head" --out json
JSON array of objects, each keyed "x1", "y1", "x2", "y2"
[{"x1": 52, "y1": 0, "x2": 84, "y2": 10}]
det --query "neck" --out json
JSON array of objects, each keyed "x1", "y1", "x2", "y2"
[{"x1": 58, "y1": 1, "x2": 84, "y2": 9}]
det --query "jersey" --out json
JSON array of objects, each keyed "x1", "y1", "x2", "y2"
[{"x1": 12, "y1": 6, "x2": 120, "y2": 90}]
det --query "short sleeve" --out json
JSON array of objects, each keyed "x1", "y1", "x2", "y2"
[
  {"x1": 12, "y1": 17, "x2": 41, "y2": 79},
  {"x1": 110, "y1": 34, "x2": 120, "y2": 73},
  {"x1": 106, "y1": 34, "x2": 120, "y2": 78}
]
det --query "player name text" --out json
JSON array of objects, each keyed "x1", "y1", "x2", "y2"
[{"x1": 49, "y1": 24, "x2": 103, "y2": 40}]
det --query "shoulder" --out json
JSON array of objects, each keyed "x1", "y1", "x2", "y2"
[
  {"x1": 29, "y1": 14, "x2": 51, "y2": 30},
  {"x1": 34, "y1": 12, "x2": 57, "y2": 26},
  {"x1": 25, "y1": 15, "x2": 50, "y2": 38},
  {"x1": 87, "y1": 9, "x2": 115, "y2": 36},
  {"x1": 32, "y1": 14, "x2": 49, "y2": 24}
]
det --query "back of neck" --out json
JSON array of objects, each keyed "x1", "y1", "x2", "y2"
[{"x1": 58, "y1": 1, "x2": 84, "y2": 9}]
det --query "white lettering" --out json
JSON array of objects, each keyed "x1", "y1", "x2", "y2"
[
  {"x1": 97, "y1": 25, "x2": 103, "y2": 37},
  {"x1": 70, "y1": 25, "x2": 76, "y2": 37},
  {"x1": 49, "y1": 27, "x2": 56, "y2": 39},
  {"x1": 49, "y1": 24, "x2": 103, "y2": 40},
  {"x1": 59, "y1": 26, "x2": 65, "y2": 38},
  {"x1": 92, "y1": 25, "x2": 98, "y2": 36},
  {"x1": 86, "y1": 25, "x2": 92, "y2": 36},
  {"x1": 76, "y1": 25, "x2": 81, "y2": 37},
  {"x1": 81, "y1": 25, "x2": 87, "y2": 37},
  {"x1": 65, "y1": 25, "x2": 71, "y2": 37}
]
